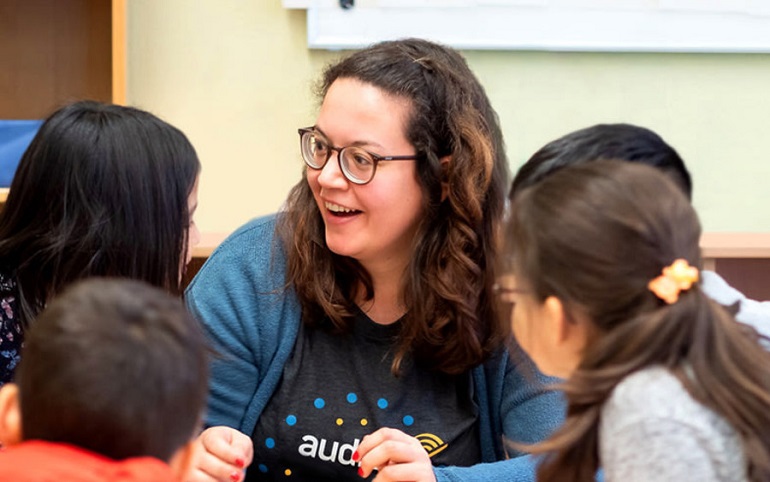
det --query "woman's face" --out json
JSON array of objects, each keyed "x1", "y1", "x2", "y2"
[
  {"x1": 184, "y1": 175, "x2": 200, "y2": 267},
  {"x1": 307, "y1": 78, "x2": 424, "y2": 273}
]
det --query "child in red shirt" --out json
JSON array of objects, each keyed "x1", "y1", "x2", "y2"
[{"x1": 0, "y1": 278, "x2": 210, "y2": 481}]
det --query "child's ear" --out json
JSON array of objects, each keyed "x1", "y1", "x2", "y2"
[
  {"x1": 0, "y1": 384, "x2": 22, "y2": 447},
  {"x1": 543, "y1": 296, "x2": 569, "y2": 345},
  {"x1": 543, "y1": 296, "x2": 589, "y2": 378},
  {"x1": 169, "y1": 438, "x2": 198, "y2": 481}
]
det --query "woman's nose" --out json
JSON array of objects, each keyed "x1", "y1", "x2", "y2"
[{"x1": 316, "y1": 150, "x2": 348, "y2": 189}]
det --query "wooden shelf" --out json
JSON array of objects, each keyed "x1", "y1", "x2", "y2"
[
  {"x1": 192, "y1": 232, "x2": 230, "y2": 259},
  {"x1": 112, "y1": 0, "x2": 127, "y2": 105},
  {"x1": 190, "y1": 231, "x2": 770, "y2": 260},
  {"x1": 700, "y1": 232, "x2": 770, "y2": 259}
]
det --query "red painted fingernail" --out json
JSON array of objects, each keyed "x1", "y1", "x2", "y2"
[
  {"x1": 230, "y1": 471, "x2": 241, "y2": 482},
  {"x1": 235, "y1": 457, "x2": 245, "y2": 469},
  {"x1": 352, "y1": 450, "x2": 360, "y2": 462},
  {"x1": 358, "y1": 467, "x2": 365, "y2": 477}
]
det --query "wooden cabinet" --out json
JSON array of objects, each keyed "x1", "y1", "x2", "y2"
[
  {"x1": 0, "y1": 0, "x2": 126, "y2": 119},
  {"x1": 0, "y1": 0, "x2": 125, "y2": 198}
]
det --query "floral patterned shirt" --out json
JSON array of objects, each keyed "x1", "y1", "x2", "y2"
[{"x1": 0, "y1": 271, "x2": 22, "y2": 386}]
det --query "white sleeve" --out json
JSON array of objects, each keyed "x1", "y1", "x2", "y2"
[{"x1": 701, "y1": 270, "x2": 770, "y2": 341}]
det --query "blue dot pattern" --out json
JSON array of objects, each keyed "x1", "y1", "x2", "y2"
[
  {"x1": 286, "y1": 415, "x2": 297, "y2": 426},
  {"x1": 258, "y1": 464, "x2": 268, "y2": 473},
  {"x1": 377, "y1": 398, "x2": 388, "y2": 409},
  {"x1": 347, "y1": 392, "x2": 358, "y2": 403},
  {"x1": 314, "y1": 398, "x2": 325, "y2": 409},
  {"x1": 265, "y1": 437, "x2": 276, "y2": 449},
  {"x1": 403, "y1": 415, "x2": 414, "y2": 426}
]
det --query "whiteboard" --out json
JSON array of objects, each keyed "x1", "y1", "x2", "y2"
[{"x1": 283, "y1": 0, "x2": 770, "y2": 52}]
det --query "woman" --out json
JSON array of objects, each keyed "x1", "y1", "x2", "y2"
[
  {"x1": 0, "y1": 100, "x2": 201, "y2": 385},
  {"x1": 187, "y1": 38, "x2": 563, "y2": 482},
  {"x1": 503, "y1": 161, "x2": 770, "y2": 481}
]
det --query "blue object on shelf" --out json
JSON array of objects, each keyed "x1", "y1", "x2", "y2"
[{"x1": 0, "y1": 120, "x2": 43, "y2": 188}]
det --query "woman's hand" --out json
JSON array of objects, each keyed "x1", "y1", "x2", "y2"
[
  {"x1": 355, "y1": 427, "x2": 437, "y2": 482},
  {"x1": 185, "y1": 426, "x2": 253, "y2": 482}
]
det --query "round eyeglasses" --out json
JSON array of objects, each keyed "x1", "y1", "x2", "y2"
[{"x1": 298, "y1": 127, "x2": 419, "y2": 185}]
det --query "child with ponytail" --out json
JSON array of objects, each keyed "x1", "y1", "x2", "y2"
[{"x1": 501, "y1": 160, "x2": 770, "y2": 482}]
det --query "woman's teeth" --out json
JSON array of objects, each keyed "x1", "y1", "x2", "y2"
[
  {"x1": 325, "y1": 202, "x2": 359, "y2": 214},
  {"x1": 326, "y1": 202, "x2": 355, "y2": 213}
]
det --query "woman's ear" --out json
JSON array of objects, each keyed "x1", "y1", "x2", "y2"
[
  {"x1": 0, "y1": 384, "x2": 22, "y2": 447},
  {"x1": 439, "y1": 156, "x2": 451, "y2": 201}
]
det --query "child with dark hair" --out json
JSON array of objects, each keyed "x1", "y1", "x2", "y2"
[
  {"x1": 502, "y1": 161, "x2": 770, "y2": 481},
  {"x1": 0, "y1": 278, "x2": 210, "y2": 481},
  {"x1": 0, "y1": 100, "x2": 202, "y2": 385},
  {"x1": 510, "y1": 123, "x2": 692, "y2": 197},
  {"x1": 509, "y1": 123, "x2": 769, "y2": 337}
]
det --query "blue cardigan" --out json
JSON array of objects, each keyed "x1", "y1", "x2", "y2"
[{"x1": 186, "y1": 215, "x2": 565, "y2": 482}]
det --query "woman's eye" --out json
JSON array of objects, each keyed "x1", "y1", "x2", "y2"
[
  {"x1": 313, "y1": 139, "x2": 328, "y2": 153},
  {"x1": 352, "y1": 153, "x2": 373, "y2": 167}
]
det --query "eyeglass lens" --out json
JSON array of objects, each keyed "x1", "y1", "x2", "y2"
[{"x1": 301, "y1": 131, "x2": 374, "y2": 184}]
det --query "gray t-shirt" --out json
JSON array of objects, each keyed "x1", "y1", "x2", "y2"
[
  {"x1": 249, "y1": 309, "x2": 481, "y2": 481},
  {"x1": 599, "y1": 366, "x2": 747, "y2": 482}
]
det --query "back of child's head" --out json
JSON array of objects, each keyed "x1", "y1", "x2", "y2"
[
  {"x1": 0, "y1": 100, "x2": 201, "y2": 327},
  {"x1": 506, "y1": 160, "x2": 770, "y2": 481},
  {"x1": 508, "y1": 160, "x2": 699, "y2": 331},
  {"x1": 15, "y1": 278, "x2": 209, "y2": 462},
  {"x1": 510, "y1": 123, "x2": 692, "y2": 200}
]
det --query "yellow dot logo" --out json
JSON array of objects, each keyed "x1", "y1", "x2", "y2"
[
  {"x1": 284, "y1": 468, "x2": 292, "y2": 476},
  {"x1": 416, "y1": 433, "x2": 448, "y2": 458},
  {"x1": 360, "y1": 418, "x2": 368, "y2": 426},
  {"x1": 336, "y1": 418, "x2": 344, "y2": 426}
]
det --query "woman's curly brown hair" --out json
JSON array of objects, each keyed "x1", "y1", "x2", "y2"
[{"x1": 277, "y1": 38, "x2": 510, "y2": 375}]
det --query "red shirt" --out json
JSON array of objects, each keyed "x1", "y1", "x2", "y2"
[{"x1": 0, "y1": 440, "x2": 178, "y2": 481}]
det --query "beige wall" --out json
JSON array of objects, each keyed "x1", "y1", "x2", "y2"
[{"x1": 128, "y1": 1, "x2": 770, "y2": 236}]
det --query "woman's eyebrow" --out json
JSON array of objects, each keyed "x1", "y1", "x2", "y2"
[{"x1": 313, "y1": 125, "x2": 384, "y2": 150}]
